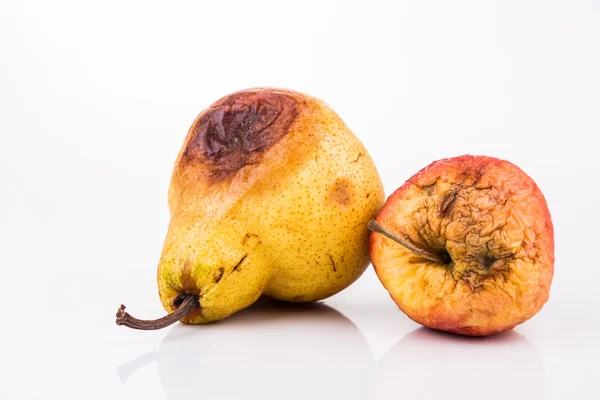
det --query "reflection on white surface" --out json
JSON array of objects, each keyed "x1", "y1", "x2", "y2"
[
  {"x1": 371, "y1": 328, "x2": 546, "y2": 400},
  {"x1": 117, "y1": 298, "x2": 374, "y2": 400}
]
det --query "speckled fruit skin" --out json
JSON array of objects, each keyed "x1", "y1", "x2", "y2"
[
  {"x1": 370, "y1": 155, "x2": 554, "y2": 336},
  {"x1": 158, "y1": 88, "x2": 384, "y2": 324}
]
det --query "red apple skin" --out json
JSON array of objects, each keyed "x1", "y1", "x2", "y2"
[{"x1": 370, "y1": 155, "x2": 554, "y2": 336}]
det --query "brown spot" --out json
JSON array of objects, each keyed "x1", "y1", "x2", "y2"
[
  {"x1": 181, "y1": 259, "x2": 197, "y2": 293},
  {"x1": 482, "y1": 255, "x2": 496, "y2": 269},
  {"x1": 352, "y1": 152, "x2": 363, "y2": 163},
  {"x1": 242, "y1": 232, "x2": 259, "y2": 246},
  {"x1": 328, "y1": 254, "x2": 337, "y2": 272},
  {"x1": 232, "y1": 254, "x2": 248, "y2": 272},
  {"x1": 419, "y1": 180, "x2": 438, "y2": 195},
  {"x1": 327, "y1": 178, "x2": 353, "y2": 207},
  {"x1": 459, "y1": 166, "x2": 485, "y2": 187},
  {"x1": 439, "y1": 189, "x2": 459, "y2": 218},
  {"x1": 181, "y1": 91, "x2": 298, "y2": 182},
  {"x1": 214, "y1": 267, "x2": 225, "y2": 283}
]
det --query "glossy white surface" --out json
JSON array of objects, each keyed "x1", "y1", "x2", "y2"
[
  {"x1": 2, "y1": 270, "x2": 598, "y2": 400},
  {"x1": 2, "y1": 1, "x2": 600, "y2": 399}
]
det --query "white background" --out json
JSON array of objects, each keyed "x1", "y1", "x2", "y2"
[{"x1": 1, "y1": 0, "x2": 599, "y2": 399}]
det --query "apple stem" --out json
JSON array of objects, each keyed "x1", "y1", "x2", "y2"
[
  {"x1": 115, "y1": 294, "x2": 199, "y2": 330},
  {"x1": 367, "y1": 220, "x2": 450, "y2": 264}
]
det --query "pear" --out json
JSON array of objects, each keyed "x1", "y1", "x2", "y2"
[{"x1": 116, "y1": 88, "x2": 384, "y2": 329}]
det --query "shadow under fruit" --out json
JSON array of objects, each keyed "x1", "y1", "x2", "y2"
[{"x1": 117, "y1": 299, "x2": 374, "y2": 400}]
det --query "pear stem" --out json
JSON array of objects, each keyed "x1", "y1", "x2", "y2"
[
  {"x1": 367, "y1": 219, "x2": 450, "y2": 264},
  {"x1": 115, "y1": 295, "x2": 199, "y2": 330}
]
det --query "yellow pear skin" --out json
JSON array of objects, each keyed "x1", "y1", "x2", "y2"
[{"x1": 117, "y1": 88, "x2": 384, "y2": 328}]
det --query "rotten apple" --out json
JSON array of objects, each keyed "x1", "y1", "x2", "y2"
[{"x1": 369, "y1": 155, "x2": 554, "y2": 336}]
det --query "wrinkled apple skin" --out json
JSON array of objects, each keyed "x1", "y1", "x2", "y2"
[{"x1": 370, "y1": 155, "x2": 554, "y2": 336}]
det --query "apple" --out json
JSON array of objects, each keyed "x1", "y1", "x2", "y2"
[{"x1": 369, "y1": 155, "x2": 554, "y2": 336}]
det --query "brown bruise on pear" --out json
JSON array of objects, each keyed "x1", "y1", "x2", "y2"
[
  {"x1": 149, "y1": 88, "x2": 384, "y2": 325},
  {"x1": 370, "y1": 156, "x2": 554, "y2": 336},
  {"x1": 180, "y1": 91, "x2": 298, "y2": 183}
]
